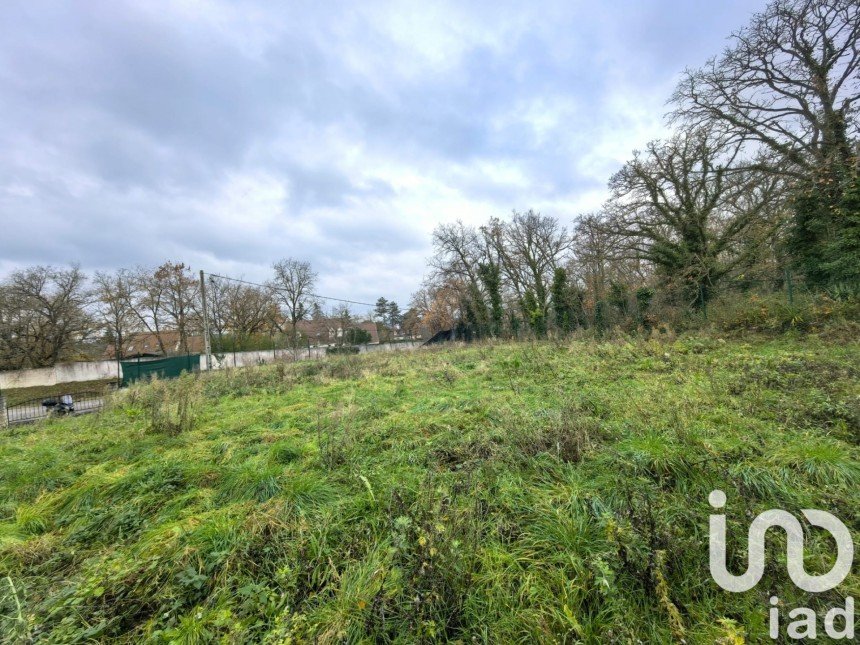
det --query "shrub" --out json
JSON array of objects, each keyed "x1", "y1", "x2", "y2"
[
  {"x1": 343, "y1": 328, "x2": 372, "y2": 345},
  {"x1": 709, "y1": 292, "x2": 860, "y2": 334},
  {"x1": 326, "y1": 345, "x2": 360, "y2": 355},
  {"x1": 136, "y1": 373, "x2": 202, "y2": 435}
]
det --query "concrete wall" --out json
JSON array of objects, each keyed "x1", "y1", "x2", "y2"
[
  {"x1": 361, "y1": 341, "x2": 420, "y2": 353},
  {"x1": 206, "y1": 342, "x2": 419, "y2": 368},
  {"x1": 0, "y1": 360, "x2": 121, "y2": 390},
  {"x1": 207, "y1": 347, "x2": 326, "y2": 369},
  {"x1": 0, "y1": 342, "x2": 421, "y2": 391}
]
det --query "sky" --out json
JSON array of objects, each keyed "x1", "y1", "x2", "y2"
[{"x1": 0, "y1": 0, "x2": 770, "y2": 311}]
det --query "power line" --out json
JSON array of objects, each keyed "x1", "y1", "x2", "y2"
[{"x1": 206, "y1": 272, "x2": 378, "y2": 308}]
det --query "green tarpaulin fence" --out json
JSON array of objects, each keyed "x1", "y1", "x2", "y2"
[{"x1": 120, "y1": 354, "x2": 200, "y2": 386}]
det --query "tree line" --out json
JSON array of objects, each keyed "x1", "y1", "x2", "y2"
[
  {"x1": 0, "y1": 259, "x2": 408, "y2": 370},
  {"x1": 0, "y1": 262, "x2": 202, "y2": 370},
  {"x1": 3, "y1": 1, "x2": 857, "y2": 365},
  {"x1": 411, "y1": 0, "x2": 859, "y2": 339}
]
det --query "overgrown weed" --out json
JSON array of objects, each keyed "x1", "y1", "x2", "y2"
[{"x1": 1, "y1": 335, "x2": 857, "y2": 642}]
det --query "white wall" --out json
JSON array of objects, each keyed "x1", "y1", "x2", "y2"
[
  {"x1": 0, "y1": 360, "x2": 120, "y2": 390},
  {"x1": 207, "y1": 347, "x2": 327, "y2": 369},
  {"x1": 360, "y1": 341, "x2": 420, "y2": 353},
  {"x1": 0, "y1": 342, "x2": 421, "y2": 390}
]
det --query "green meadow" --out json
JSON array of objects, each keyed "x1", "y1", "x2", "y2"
[{"x1": 1, "y1": 336, "x2": 858, "y2": 643}]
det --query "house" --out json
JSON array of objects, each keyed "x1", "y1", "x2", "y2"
[
  {"x1": 356, "y1": 320, "x2": 380, "y2": 344},
  {"x1": 104, "y1": 331, "x2": 204, "y2": 359},
  {"x1": 295, "y1": 319, "x2": 380, "y2": 346}
]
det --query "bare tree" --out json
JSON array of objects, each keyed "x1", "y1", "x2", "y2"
[
  {"x1": 207, "y1": 278, "x2": 276, "y2": 350},
  {"x1": 427, "y1": 213, "x2": 570, "y2": 336},
  {"x1": 130, "y1": 265, "x2": 168, "y2": 354},
  {"x1": 331, "y1": 303, "x2": 353, "y2": 346},
  {"x1": 0, "y1": 265, "x2": 93, "y2": 369},
  {"x1": 410, "y1": 281, "x2": 459, "y2": 335},
  {"x1": 671, "y1": 0, "x2": 860, "y2": 175},
  {"x1": 233, "y1": 284, "x2": 275, "y2": 338},
  {"x1": 270, "y1": 258, "x2": 317, "y2": 349},
  {"x1": 409, "y1": 285, "x2": 432, "y2": 320},
  {"x1": 155, "y1": 262, "x2": 199, "y2": 354},
  {"x1": 431, "y1": 221, "x2": 485, "y2": 287},
  {"x1": 206, "y1": 276, "x2": 231, "y2": 348},
  {"x1": 93, "y1": 269, "x2": 139, "y2": 360},
  {"x1": 400, "y1": 307, "x2": 423, "y2": 339},
  {"x1": 570, "y1": 214, "x2": 620, "y2": 305},
  {"x1": 430, "y1": 221, "x2": 493, "y2": 335},
  {"x1": 485, "y1": 210, "x2": 570, "y2": 319},
  {"x1": 603, "y1": 130, "x2": 783, "y2": 306}
]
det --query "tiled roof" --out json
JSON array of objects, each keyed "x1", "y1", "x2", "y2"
[{"x1": 104, "y1": 331, "x2": 204, "y2": 358}]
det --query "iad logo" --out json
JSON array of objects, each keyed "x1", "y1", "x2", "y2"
[
  {"x1": 708, "y1": 489, "x2": 853, "y2": 593},
  {"x1": 708, "y1": 490, "x2": 855, "y2": 640}
]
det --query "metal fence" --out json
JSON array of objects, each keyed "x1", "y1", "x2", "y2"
[
  {"x1": 4, "y1": 390, "x2": 106, "y2": 426},
  {"x1": 120, "y1": 354, "x2": 200, "y2": 387}
]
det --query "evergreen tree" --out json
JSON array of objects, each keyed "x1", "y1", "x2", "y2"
[
  {"x1": 374, "y1": 297, "x2": 389, "y2": 322},
  {"x1": 509, "y1": 311, "x2": 521, "y2": 339},
  {"x1": 571, "y1": 287, "x2": 587, "y2": 329},
  {"x1": 478, "y1": 261, "x2": 503, "y2": 337},
  {"x1": 594, "y1": 300, "x2": 608, "y2": 335},
  {"x1": 386, "y1": 301, "x2": 402, "y2": 329},
  {"x1": 824, "y1": 170, "x2": 860, "y2": 293},
  {"x1": 635, "y1": 287, "x2": 655, "y2": 329},
  {"x1": 344, "y1": 327, "x2": 372, "y2": 345},
  {"x1": 789, "y1": 164, "x2": 860, "y2": 291},
  {"x1": 608, "y1": 282, "x2": 629, "y2": 319},
  {"x1": 522, "y1": 290, "x2": 546, "y2": 338},
  {"x1": 465, "y1": 282, "x2": 489, "y2": 338},
  {"x1": 550, "y1": 267, "x2": 572, "y2": 335}
]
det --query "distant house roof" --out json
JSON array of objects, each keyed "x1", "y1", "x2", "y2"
[
  {"x1": 295, "y1": 318, "x2": 329, "y2": 341},
  {"x1": 295, "y1": 318, "x2": 380, "y2": 345},
  {"x1": 356, "y1": 321, "x2": 380, "y2": 344},
  {"x1": 105, "y1": 331, "x2": 204, "y2": 359}
]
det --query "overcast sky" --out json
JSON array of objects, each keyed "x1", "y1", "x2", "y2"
[{"x1": 0, "y1": 0, "x2": 769, "y2": 310}]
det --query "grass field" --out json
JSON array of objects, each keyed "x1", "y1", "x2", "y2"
[{"x1": 1, "y1": 336, "x2": 858, "y2": 642}]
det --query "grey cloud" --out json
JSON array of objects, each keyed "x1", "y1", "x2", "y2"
[{"x1": 0, "y1": 0, "x2": 771, "y2": 305}]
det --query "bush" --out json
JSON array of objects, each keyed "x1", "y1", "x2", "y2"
[
  {"x1": 343, "y1": 328, "x2": 372, "y2": 344},
  {"x1": 326, "y1": 345, "x2": 360, "y2": 355},
  {"x1": 135, "y1": 373, "x2": 202, "y2": 434},
  {"x1": 709, "y1": 292, "x2": 860, "y2": 334}
]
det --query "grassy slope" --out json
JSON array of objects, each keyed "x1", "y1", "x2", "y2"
[{"x1": 0, "y1": 337, "x2": 858, "y2": 643}]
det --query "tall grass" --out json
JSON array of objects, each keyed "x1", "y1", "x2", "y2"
[{"x1": 0, "y1": 335, "x2": 857, "y2": 642}]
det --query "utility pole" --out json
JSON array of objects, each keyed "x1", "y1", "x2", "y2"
[
  {"x1": 199, "y1": 270, "x2": 213, "y2": 371},
  {"x1": 0, "y1": 387, "x2": 6, "y2": 429}
]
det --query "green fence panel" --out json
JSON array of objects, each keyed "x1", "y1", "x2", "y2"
[{"x1": 121, "y1": 354, "x2": 201, "y2": 386}]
